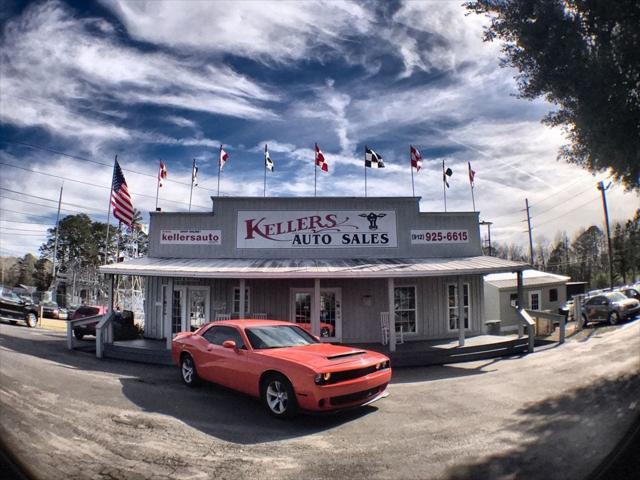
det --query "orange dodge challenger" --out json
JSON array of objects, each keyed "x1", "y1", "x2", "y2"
[{"x1": 172, "y1": 319, "x2": 391, "y2": 417}]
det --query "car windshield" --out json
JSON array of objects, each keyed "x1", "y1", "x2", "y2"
[
  {"x1": 606, "y1": 292, "x2": 627, "y2": 302},
  {"x1": 245, "y1": 325, "x2": 319, "y2": 349}
]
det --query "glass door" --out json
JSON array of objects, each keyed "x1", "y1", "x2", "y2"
[
  {"x1": 290, "y1": 288, "x2": 342, "y2": 342},
  {"x1": 188, "y1": 286, "x2": 210, "y2": 331},
  {"x1": 171, "y1": 287, "x2": 187, "y2": 335}
]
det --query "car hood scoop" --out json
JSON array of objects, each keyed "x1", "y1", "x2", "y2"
[{"x1": 326, "y1": 351, "x2": 367, "y2": 360}]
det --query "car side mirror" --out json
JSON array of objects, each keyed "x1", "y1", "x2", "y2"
[{"x1": 222, "y1": 340, "x2": 237, "y2": 350}]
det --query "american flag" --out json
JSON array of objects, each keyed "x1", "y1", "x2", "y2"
[
  {"x1": 158, "y1": 160, "x2": 167, "y2": 187},
  {"x1": 410, "y1": 145, "x2": 422, "y2": 172},
  {"x1": 468, "y1": 161, "x2": 476, "y2": 187},
  {"x1": 315, "y1": 143, "x2": 328, "y2": 172},
  {"x1": 265, "y1": 144, "x2": 274, "y2": 171},
  {"x1": 365, "y1": 146, "x2": 384, "y2": 168},
  {"x1": 111, "y1": 159, "x2": 134, "y2": 227}
]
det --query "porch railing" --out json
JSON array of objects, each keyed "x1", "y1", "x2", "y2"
[
  {"x1": 524, "y1": 308, "x2": 566, "y2": 344},
  {"x1": 66, "y1": 311, "x2": 116, "y2": 358},
  {"x1": 515, "y1": 307, "x2": 536, "y2": 353}
]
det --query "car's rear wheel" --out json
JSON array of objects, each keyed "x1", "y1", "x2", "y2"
[
  {"x1": 608, "y1": 311, "x2": 620, "y2": 326},
  {"x1": 25, "y1": 313, "x2": 37, "y2": 328},
  {"x1": 262, "y1": 374, "x2": 298, "y2": 418},
  {"x1": 582, "y1": 315, "x2": 589, "y2": 328},
  {"x1": 180, "y1": 354, "x2": 200, "y2": 387}
]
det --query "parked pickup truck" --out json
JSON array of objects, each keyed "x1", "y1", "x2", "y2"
[{"x1": 0, "y1": 286, "x2": 39, "y2": 328}]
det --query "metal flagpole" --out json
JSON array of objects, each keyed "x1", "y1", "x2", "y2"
[
  {"x1": 364, "y1": 147, "x2": 368, "y2": 198},
  {"x1": 442, "y1": 159, "x2": 447, "y2": 212},
  {"x1": 104, "y1": 155, "x2": 117, "y2": 264},
  {"x1": 314, "y1": 156, "x2": 317, "y2": 197},
  {"x1": 217, "y1": 151, "x2": 222, "y2": 197},
  {"x1": 115, "y1": 222, "x2": 122, "y2": 264},
  {"x1": 264, "y1": 150, "x2": 267, "y2": 197},
  {"x1": 189, "y1": 158, "x2": 195, "y2": 211},
  {"x1": 470, "y1": 183, "x2": 476, "y2": 212},
  {"x1": 410, "y1": 146, "x2": 415, "y2": 197},
  {"x1": 155, "y1": 162, "x2": 161, "y2": 211}
]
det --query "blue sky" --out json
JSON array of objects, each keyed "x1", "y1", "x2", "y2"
[{"x1": 1, "y1": 0, "x2": 638, "y2": 258}]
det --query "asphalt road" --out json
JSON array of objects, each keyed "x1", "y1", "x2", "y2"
[{"x1": 0, "y1": 320, "x2": 639, "y2": 480}]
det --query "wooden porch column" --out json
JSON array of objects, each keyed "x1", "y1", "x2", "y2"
[
  {"x1": 312, "y1": 279, "x2": 321, "y2": 337},
  {"x1": 239, "y1": 278, "x2": 246, "y2": 318},
  {"x1": 165, "y1": 277, "x2": 174, "y2": 350},
  {"x1": 516, "y1": 270, "x2": 524, "y2": 338},
  {"x1": 458, "y1": 276, "x2": 465, "y2": 347},
  {"x1": 388, "y1": 278, "x2": 396, "y2": 352}
]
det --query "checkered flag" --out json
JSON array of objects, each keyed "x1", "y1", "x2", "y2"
[{"x1": 365, "y1": 146, "x2": 385, "y2": 168}]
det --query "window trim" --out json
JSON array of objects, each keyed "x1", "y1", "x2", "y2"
[
  {"x1": 528, "y1": 290, "x2": 542, "y2": 311},
  {"x1": 232, "y1": 286, "x2": 251, "y2": 315},
  {"x1": 447, "y1": 282, "x2": 471, "y2": 331},
  {"x1": 394, "y1": 284, "x2": 418, "y2": 335},
  {"x1": 549, "y1": 288, "x2": 558, "y2": 303}
]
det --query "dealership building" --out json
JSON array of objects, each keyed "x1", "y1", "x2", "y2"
[{"x1": 100, "y1": 196, "x2": 528, "y2": 353}]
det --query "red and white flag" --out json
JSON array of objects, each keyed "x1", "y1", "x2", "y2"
[
  {"x1": 158, "y1": 160, "x2": 167, "y2": 187},
  {"x1": 111, "y1": 159, "x2": 134, "y2": 227},
  {"x1": 410, "y1": 145, "x2": 422, "y2": 172},
  {"x1": 219, "y1": 145, "x2": 229, "y2": 170},
  {"x1": 468, "y1": 161, "x2": 476, "y2": 187},
  {"x1": 315, "y1": 143, "x2": 328, "y2": 172}
]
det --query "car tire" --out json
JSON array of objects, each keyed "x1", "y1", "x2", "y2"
[
  {"x1": 74, "y1": 330, "x2": 84, "y2": 340},
  {"x1": 180, "y1": 354, "x2": 200, "y2": 387},
  {"x1": 25, "y1": 313, "x2": 37, "y2": 328},
  {"x1": 261, "y1": 373, "x2": 298, "y2": 419},
  {"x1": 608, "y1": 311, "x2": 620, "y2": 326},
  {"x1": 582, "y1": 315, "x2": 589, "y2": 328}
]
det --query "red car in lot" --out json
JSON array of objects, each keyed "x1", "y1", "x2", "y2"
[{"x1": 172, "y1": 319, "x2": 391, "y2": 417}]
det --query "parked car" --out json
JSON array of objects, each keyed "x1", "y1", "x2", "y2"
[
  {"x1": 172, "y1": 319, "x2": 391, "y2": 418},
  {"x1": 294, "y1": 315, "x2": 336, "y2": 337},
  {"x1": 39, "y1": 301, "x2": 68, "y2": 320},
  {"x1": 581, "y1": 292, "x2": 640, "y2": 326},
  {"x1": 0, "y1": 287, "x2": 39, "y2": 328},
  {"x1": 71, "y1": 306, "x2": 139, "y2": 341},
  {"x1": 558, "y1": 299, "x2": 574, "y2": 321}
]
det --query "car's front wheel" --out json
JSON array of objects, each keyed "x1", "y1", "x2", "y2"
[
  {"x1": 180, "y1": 354, "x2": 200, "y2": 387},
  {"x1": 608, "y1": 311, "x2": 620, "y2": 326},
  {"x1": 25, "y1": 313, "x2": 37, "y2": 328},
  {"x1": 581, "y1": 315, "x2": 589, "y2": 328},
  {"x1": 262, "y1": 374, "x2": 298, "y2": 418}
]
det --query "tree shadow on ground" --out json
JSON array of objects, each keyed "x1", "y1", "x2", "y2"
[{"x1": 445, "y1": 373, "x2": 640, "y2": 480}]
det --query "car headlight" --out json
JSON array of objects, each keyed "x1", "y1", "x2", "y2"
[{"x1": 314, "y1": 372, "x2": 332, "y2": 384}]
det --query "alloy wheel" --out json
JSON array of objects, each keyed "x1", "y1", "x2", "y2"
[{"x1": 266, "y1": 380, "x2": 288, "y2": 414}]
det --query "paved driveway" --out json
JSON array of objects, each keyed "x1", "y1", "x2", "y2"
[{"x1": 1, "y1": 320, "x2": 639, "y2": 480}]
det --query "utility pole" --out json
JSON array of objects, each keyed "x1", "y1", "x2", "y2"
[
  {"x1": 525, "y1": 198, "x2": 534, "y2": 266},
  {"x1": 479, "y1": 220, "x2": 493, "y2": 256},
  {"x1": 52, "y1": 183, "x2": 64, "y2": 301},
  {"x1": 597, "y1": 181, "x2": 614, "y2": 289}
]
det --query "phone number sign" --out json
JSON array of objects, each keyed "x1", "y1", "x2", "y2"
[{"x1": 410, "y1": 230, "x2": 469, "y2": 244}]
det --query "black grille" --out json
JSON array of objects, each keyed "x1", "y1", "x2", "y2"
[
  {"x1": 327, "y1": 365, "x2": 379, "y2": 384},
  {"x1": 330, "y1": 387, "x2": 381, "y2": 406}
]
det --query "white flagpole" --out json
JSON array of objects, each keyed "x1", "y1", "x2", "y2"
[
  {"x1": 104, "y1": 155, "x2": 117, "y2": 264},
  {"x1": 264, "y1": 148, "x2": 267, "y2": 197},
  {"x1": 410, "y1": 146, "x2": 415, "y2": 197},
  {"x1": 155, "y1": 161, "x2": 161, "y2": 211},
  {"x1": 189, "y1": 158, "x2": 195, "y2": 211},
  {"x1": 469, "y1": 163, "x2": 476, "y2": 212},
  {"x1": 217, "y1": 149, "x2": 222, "y2": 197},
  {"x1": 442, "y1": 159, "x2": 447, "y2": 212},
  {"x1": 364, "y1": 146, "x2": 368, "y2": 198},
  {"x1": 314, "y1": 154, "x2": 317, "y2": 197}
]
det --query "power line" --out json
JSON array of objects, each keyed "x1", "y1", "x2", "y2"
[
  {"x1": 0, "y1": 195, "x2": 97, "y2": 214},
  {"x1": 1, "y1": 227, "x2": 49, "y2": 232},
  {"x1": 0, "y1": 208, "x2": 57, "y2": 220},
  {"x1": 0, "y1": 161, "x2": 209, "y2": 209},
  {"x1": 534, "y1": 197, "x2": 599, "y2": 228},
  {"x1": 0, "y1": 219, "x2": 53, "y2": 226},
  {"x1": 0, "y1": 187, "x2": 104, "y2": 212},
  {"x1": 1, "y1": 139, "x2": 218, "y2": 193},
  {"x1": 529, "y1": 186, "x2": 597, "y2": 219}
]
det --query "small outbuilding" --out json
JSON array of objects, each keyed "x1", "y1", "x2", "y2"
[{"x1": 484, "y1": 269, "x2": 569, "y2": 332}]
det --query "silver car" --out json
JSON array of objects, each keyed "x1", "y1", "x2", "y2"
[{"x1": 582, "y1": 292, "x2": 640, "y2": 326}]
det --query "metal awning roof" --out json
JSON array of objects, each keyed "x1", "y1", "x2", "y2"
[{"x1": 99, "y1": 256, "x2": 528, "y2": 279}]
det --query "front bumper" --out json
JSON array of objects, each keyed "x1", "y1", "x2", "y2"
[{"x1": 295, "y1": 368, "x2": 392, "y2": 412}]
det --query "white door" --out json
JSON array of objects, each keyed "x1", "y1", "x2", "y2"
[
  {"x1": 290, "y1": 288, "x2": 342, "y2": 342},
  {"x1": 529, "y1": 290, "x2": 542, "y2": 311},
  {"x1": 171, "y1": 286, "x2": 187, "y2": 336}
]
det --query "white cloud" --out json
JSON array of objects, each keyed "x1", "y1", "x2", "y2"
[
  {"x1": 100, "y1": 0, "x2": 373, "y2": 63},
  {"x1": 0, "y1": 1, "x2": 277, "y2": 146}
]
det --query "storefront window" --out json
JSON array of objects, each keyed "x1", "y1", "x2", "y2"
[
  {"x1": 394, "y1": 286, "x2": 417, "y2": 333},
  {"x1": 233, "y1": 287, "x2": 250, "y2": 315},
  {"x1": 448, "y1": 283, "x2": 470, "y2": 330}
]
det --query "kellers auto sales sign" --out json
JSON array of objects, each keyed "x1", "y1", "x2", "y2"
[{"x1": 236, "y1": 211, "x2": 397, "y2": 249}]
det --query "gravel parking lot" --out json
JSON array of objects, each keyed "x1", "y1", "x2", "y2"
[{"x1": 1, "y1": 320, "x2": 639, "y2": 480}]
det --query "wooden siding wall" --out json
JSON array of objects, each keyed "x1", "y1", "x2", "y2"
[{"x1": 144, "y1": 275, "x2": 486, "y2": 343}]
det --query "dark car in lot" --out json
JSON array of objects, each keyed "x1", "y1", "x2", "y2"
[
  {"x1": 619, "y1": 288, "x2": 640, "y2": 302},
  {"x1": 71, "y1": 305, "x2": 138, "y2": 341},
  {"x1": 582, "y1": 292, "x2": 640, "y2": 326},
  {"x1": 0, "y1": 287, "x2": 39, "y2": 328},
  {"x1": 39, "y1": 301, "x2": 68, "y2": 320}
]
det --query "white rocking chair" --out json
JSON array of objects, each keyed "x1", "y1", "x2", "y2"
[
  {"x1": 214, "y1": 313, "x2": 231, "y2": 321},
  {"x1": 251, "y1": 313, "x2": 267, "y2": 319},
  {"x1": 380, "y1": 312, "x2": 404, "y2": 345}
]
